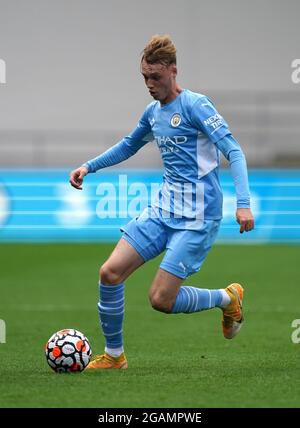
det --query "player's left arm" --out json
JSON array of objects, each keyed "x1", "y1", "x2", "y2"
[
  {"x1": 190, "y1": 97, "x2": 254, "y2": 233},
  {"x1": 215, "y1": 135, "x2": 254, "y2": 233}
]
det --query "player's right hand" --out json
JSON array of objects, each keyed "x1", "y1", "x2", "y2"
[{"x1": 69, "y1": 166, "x2": 88, "y2": 190}]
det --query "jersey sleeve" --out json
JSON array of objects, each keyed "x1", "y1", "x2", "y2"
[
  {"x1": 215, "y1": 134, "x2": 250, "y2": 208},
  {"x1": 125, "y1": 103, "x2": 154, "y2": 146},
  {"x1": 83, "y1": 104, "x2": 153, "y2": 173},
  {"x1": 190, "y1": 96, "x2": 231, "y2": 143}
]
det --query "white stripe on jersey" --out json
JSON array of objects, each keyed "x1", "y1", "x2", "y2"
[{"x1": 196, "y1": 132, "x2": 219, "y2": 180}]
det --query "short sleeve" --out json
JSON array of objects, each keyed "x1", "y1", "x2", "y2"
[{"x1": 190, "y1": 96, "x2": 231, "y2": 143}]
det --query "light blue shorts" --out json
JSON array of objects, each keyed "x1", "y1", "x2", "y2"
[{"x1": 121, "y1": 207, "x2": 221, "y2": 279}]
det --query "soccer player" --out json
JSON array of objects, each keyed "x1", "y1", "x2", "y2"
[{"x1": 70, "y1": 35, "x2": 254, "y2": 369}]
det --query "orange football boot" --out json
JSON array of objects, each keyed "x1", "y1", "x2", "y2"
[
  {"x1": 222, "y1": 283, "x2": 244, "y2": 339},
  {"x1": 86, "y1": 352, "x2": 128, "y2": 369}
]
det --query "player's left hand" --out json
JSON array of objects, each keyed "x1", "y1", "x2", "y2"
[{"x1": 236, "y1": 208, "x2": 254, "y2": 233}]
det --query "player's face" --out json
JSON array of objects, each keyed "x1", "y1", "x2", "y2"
[{"x1": 141, "y1": 60, "x2": 176, "y2": 104}]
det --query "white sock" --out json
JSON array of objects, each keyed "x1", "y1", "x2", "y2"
[
  {"x1": 105, "y1": 346, "x2": 124, "y2": 358},
  {"x1": 219, "y1": 289, "x2": 231, "y2": 308}
]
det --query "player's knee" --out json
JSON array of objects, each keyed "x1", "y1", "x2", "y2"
[
  {"x1": 99, "y1": 264, "x2": 123, "y2": 285},
  {"x1": 149, "y1": 293, "x2": 173, "y2": 313}
]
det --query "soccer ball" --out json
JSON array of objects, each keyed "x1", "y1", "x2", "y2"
[{"x1": 45, "y1": 329, "x2": 92, "y2": 373}]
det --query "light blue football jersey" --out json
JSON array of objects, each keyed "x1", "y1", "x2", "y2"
[
  {"x1": 139, "y1": 89, "x2": 231, "y2": 226},
  {"x1": 85, "y1": 88, "x2": 236, "y2": 229}
]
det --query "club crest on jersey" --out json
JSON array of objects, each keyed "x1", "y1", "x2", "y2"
[{"x1": 170, "y1": 113, "x2": 181, "y2": 127}]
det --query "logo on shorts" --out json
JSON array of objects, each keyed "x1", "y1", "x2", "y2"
[{"x1": 170, "y1": 113, "x2": 181, "y2": 127}]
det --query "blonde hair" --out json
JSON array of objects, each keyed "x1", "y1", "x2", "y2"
[{"x1": 142, "y1": 34, "x2": 177, "y2": 66}]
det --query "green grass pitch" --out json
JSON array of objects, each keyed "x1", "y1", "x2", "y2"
[{"x1": 0, "y1": 243, "x2": 300, "y2": 408}]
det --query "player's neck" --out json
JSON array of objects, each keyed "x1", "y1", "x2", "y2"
[{"x1": 160, "y1": 85, "x2": 183, "y2": 105}]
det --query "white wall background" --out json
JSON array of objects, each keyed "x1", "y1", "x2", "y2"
[
  {"x1": 0, "y1": 0, "x2": 299, "y2": 132},
  {"x1": 0, "y1": 0, "x2": 299, "y2": 168}
]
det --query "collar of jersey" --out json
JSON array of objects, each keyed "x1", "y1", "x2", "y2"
[{"x1": 159, "y1": 88, "x2": 186, "y2": 109}]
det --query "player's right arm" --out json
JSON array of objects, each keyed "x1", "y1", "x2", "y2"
[
  {"x1": 69, "y1": 106, "x2": 153, "y2": 190},
  {"x1": 69, "y1": 165, "x2": 89, "y2": 190}
]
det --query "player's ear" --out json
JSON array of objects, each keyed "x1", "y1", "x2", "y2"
[{"x1": 171, "y1": 64, "x2": 177, "y2": 77}]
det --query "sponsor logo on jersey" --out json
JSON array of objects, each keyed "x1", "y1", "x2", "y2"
[
  {"x1": 155, "y1": 135, "x2": 187, "y2": 153},
  {"x1": 203, "y1": 113, "x2": 224, "y2": 132},
  {"x1": 155, "y1": 136, "x2": 187, "y2": 145},
  {"x1": 170, "y1": 113, "x2": 181, "y2": 127},
  {"x1": 203, "y1": 113, "x2": 222, "y2": 127}
]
